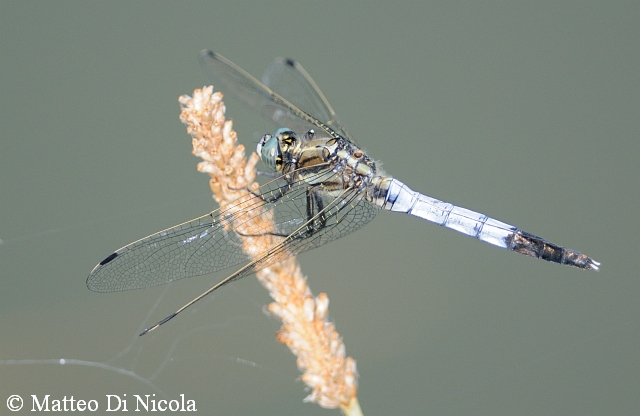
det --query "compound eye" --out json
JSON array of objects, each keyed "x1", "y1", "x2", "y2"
[
  {"x1": 275, "y1": 128, "x2": 297, "y2": 146},
  {"x1": 257, "y1": 134, "x2": 281, "y2": 171},
  {"x1": 256, "y1": 134, "x2": 270, "y2": 156},
  {"x1": 274, "y1": 127, "x2": 292, "y2": 137}
]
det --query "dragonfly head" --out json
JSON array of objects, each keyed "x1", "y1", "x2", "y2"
[{"x1": 257, "y1": 127, "x2": 295, "y2": 172}]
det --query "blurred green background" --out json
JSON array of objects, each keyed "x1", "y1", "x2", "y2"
[{"x1": 1, "y1": 1, "x2": 637, "y2": 415}]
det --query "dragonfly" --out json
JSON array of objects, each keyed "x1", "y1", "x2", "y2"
[{"x1": 88, "y1": 50, "x2": 600, "y2": 335}]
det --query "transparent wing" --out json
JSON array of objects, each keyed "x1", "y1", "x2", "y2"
[
  {"x1": 261, "y1": 57, "x2": 356, "y2": 145},
  {"x1": 87, "y1": 169, "x2": 376, "y2": 293},
  {"x1": 199, "y1": 50, "x2": 347, "y2": 142},
  {"x1": 197, "y1": 184, "x2": 378, "y2": 291}
]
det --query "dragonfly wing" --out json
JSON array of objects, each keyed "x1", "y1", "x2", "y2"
[
  {"x1": 86, "y1": 209, "x2": 249, "y2": 293},
  {"x1": 137, "y1": 181, "x2": 378, "y2": 336},
  {"x1": 199, "y1": 50, "x2": 341, "y2": 140},
  {"x1": 279, "y1": 187, "x2": 377, "y2": 258},
  {"x1": 200, "y1": 183, "x2": 378, "y2": 290},
  {"x1": 86, "y1": 176, "x2": 289, "y2": 292},
  {"x1": 262, "y1": 58, "x2": 356, "y2": 145},
  {"x1": 87, "y1": 168, "x2": 377, "y2": 293},
  {"x1": 251, "y1": 166, "x2": 378, "y2": 269}
]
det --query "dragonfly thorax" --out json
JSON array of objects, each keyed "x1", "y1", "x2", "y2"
[
  {"x1": 258, "y1": 128, "x2": 384, "y2": 197},
  {"x1": 256, "y1": 128, "x2": 377, "y2": 180}
]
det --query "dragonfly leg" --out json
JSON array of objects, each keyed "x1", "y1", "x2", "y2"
[
  {"x1": 228, "y1": 182, "x2": 291, "y2": 204},
  {"x1": 256, "y1": 169, "x2": 281, "y2": 178},
  {"x1": 235, "y1": 186, "x2": 326, "y2": 240},
  {"x1": 307, "y1": 187, "x2": 326, "y2": 232},
  {"x1": 235, "y1": 229, "x2": 290, "y2": 239}
]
